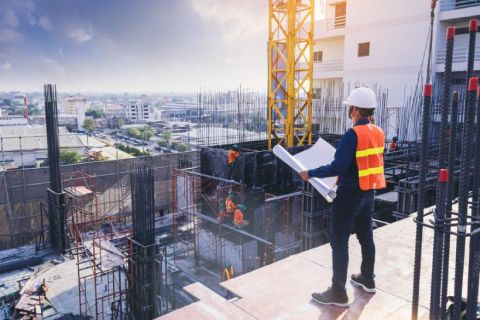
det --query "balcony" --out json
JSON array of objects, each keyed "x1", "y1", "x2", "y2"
[
  {"x1": 440, "y1": 0, "x2": 480, "y2": 11},
  {"x1": 436, "y1": 46, "x2": 480, "y2": 64},
  {"x1": 313, "y1": 59, "x2": 344, "y2": 78},
  {"x1": 436, "y1": 46, "x2": 480, "y2": 72},
  {"x1": 315, "y1": 15, "x2": 346, "y2": 39},
  {"x1": 439, "y1": 0, "x2": 480, "y2": 21}
]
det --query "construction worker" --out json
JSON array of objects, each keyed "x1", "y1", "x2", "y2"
[
  {"x1": 299, "y1": 87, "x2": 386, "y2": 307},
  {"x1": 389, "y1": 136, "x2": 398, "y2": 152},
  {"x1": 234, "y1": 204, "x2": 248, "y2": 227},
  {"x1": 227, "y1": 144, "x2": 240, "y2": 179},
  {"x1": 222, "y1": 261, "x2": 234, "y2": 281},
  {"x1": 225, "y1": 191, "x2": 237, "y2": 215}
]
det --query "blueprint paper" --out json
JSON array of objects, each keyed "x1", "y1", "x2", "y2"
[
  {"x1": 273, "y1": 137, "x2": 337, "y2": 202},
  {"x1": 293, "y1": 137, "x2": 337, "y2": 190}
]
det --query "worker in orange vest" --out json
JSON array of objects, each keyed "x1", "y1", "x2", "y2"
[
  {"x1": 227, "y1": 144, "x2": 240, "y2": 179},
  {"x1": 233, "y1": 204, "x2": 248, "y2": 227},
  {"x1": 300, "y1": 87, "x2": 385, "y2": 307},
  {"x1": 389, "y1": 136, "x2": 398, "y2": 152},
  {"x1": 225, "y1": 191, "x2": 237, "y2": 215}
]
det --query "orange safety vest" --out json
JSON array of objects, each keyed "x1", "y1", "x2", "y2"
[
  {"x1": 352, "y1": 124, "x2": 386, "y2": 191},
  {"x1": 223, "y1": 267, "x2": 234, "y2": 280},
  {"x1": 234, "y1": 208, "x2": 244, "y2": 225},
  {"x1": 228, "y1": 150, "x2": 240, "y2": 165},
  {"x1": 225, "y1": 198, "x2": 236, "y2": 214}
]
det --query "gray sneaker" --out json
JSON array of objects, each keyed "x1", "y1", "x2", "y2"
[
  {"x1": 311, "y1": 287, "x2": 349, "y2": 307},
  {"x1": 350, "y1": 274, "x2": 376, "y2": 293}
]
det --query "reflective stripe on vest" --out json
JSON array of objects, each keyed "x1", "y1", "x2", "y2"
[{"x1": 352, "y1": 124, "x2": 386, "y2": 191}]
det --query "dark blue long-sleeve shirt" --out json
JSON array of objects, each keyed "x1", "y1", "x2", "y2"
[{"x1": 308, "y1": 119, "x2": 371, "y2": 190}]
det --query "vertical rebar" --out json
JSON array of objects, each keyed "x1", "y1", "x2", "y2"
[
  {"x1": 453, "y1": 78, "x2": 478, "y2": 319},
  {"x1": 466, "y1": 86, "x2": 480, "y2": 319},
  {"x1": 440, "y1": 92, "x2": 459, "y2": 320},
  {"x1": 44, "y1": 84, "x2": 67, "y2": 253},
  {"x1": 429, "y1": 26, "x2": 455, "y2": 319},
  {"x1": 411, "y1": 83, "x2": 433, "y2": 320}
]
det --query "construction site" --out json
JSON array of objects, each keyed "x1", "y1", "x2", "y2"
[{"x1": 1, "y1": 0, "x2": 480, "y2": 319}]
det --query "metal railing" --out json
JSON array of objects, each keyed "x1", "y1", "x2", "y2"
[
  {"x1": 326, "y1": 15, "x2": 346, "y2": 30},
  {"x1": 314, "y1": 59, "x2": 344, "y2": 71},
  {"x1": 436, "y1": 46, "x2": 480, "y2": 64},
  {"x1": 440, "y1": 0, "x2": 480, "y2": 11}
]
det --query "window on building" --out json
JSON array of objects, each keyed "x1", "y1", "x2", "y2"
[
  {"x1": 313, "y1": 88, "x2": 322, "y2": 99},
  {"x1": 314, "y1": 51, "x2": 323, "y2": 62},
  {"x1": 358, "y1": 42, "x2": 370, "y2": 57}
]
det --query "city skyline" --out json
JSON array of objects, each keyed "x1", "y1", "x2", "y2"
[{"x1": 0, "y1": 0, "x2": 268, "y2": 93}]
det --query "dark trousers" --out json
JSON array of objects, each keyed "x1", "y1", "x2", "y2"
[{"x1": 329, "y1": 188, "x2": 376, "y2": 291}]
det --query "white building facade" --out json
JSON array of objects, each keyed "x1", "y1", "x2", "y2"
[
  {"x1": 312, "y1": 0, "x2": 480, "y2": 137},
  {"x1": 127, "y1": 102, "x2": 151, "y2": 122}
]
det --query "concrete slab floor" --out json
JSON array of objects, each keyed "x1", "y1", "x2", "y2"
[{"x1": 160, "y1": 212, "x2": 476, "y2": 320}]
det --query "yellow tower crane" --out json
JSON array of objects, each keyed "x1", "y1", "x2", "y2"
[{"x1": 268, "y1": 0, "x2": 314, "y2": 149}]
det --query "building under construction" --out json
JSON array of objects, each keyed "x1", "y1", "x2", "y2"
[{"x1": 1, "y1": 1, "x2": 480, "y2": 320}]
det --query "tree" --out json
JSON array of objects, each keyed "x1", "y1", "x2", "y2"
[
  {"x1": 86, "y1": 108, "x2": 104, "y2": 119},
  {"x1": 162, "y1": 131, "x2": 172, "y2": 142},
  {"x1": 59, "y1": 150, "x2": 84, "y2": 165},
  {"x1": 83, "y1": 119, "x2": 96, "y2": 133},
  {"x1": 142, "y1": 126, "x2": 154, "y2": 140}
]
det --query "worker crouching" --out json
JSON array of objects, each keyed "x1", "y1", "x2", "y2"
[{"x1": 300, "y1": 87, "x2": 386, "y2": 307}]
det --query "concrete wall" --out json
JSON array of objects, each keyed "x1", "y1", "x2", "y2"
[{"x1": 342, "y1": 0, "x2": 431, "y2": 108}]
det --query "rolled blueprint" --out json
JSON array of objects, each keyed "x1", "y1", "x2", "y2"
[{"x1": 273, "y1": 144, "x2": 337, "y2": 202}]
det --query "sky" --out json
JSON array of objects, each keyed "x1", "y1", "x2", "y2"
[{"x1": 0, "y1": 0, "x2": 268, "y2": 93}]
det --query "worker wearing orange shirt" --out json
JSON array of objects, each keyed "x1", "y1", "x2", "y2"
[
  {"x1": 227, "y1": 145, "x2": 240, "y2": 179},
  {"x1": 234, "y1": 204, "x2": 248, "y2": 227},
  {"x1": 225, "y1": 191, "x2": 237, "y2": 215},
  {"x1": 389, "y1": 136, "x2": 398, "y2": 152},
  {"x1": 222, "y1": 261, "x2": 234, "y2": 281}
]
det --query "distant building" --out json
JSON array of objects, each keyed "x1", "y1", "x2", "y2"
[
  {"x1": 102, "y1": 104, "x2": 127, "y2": 118},
  {"x1": 127, "y1": 102, "x2": 150, "y2": 122},
  {"x1": 64, "y1": 96, "x2": 86, "y2": 115},
  {"x1": 0, "y1": 116, "x2": 28, "y2": 126}
]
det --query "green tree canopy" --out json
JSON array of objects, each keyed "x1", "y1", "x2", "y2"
[
  {"x1": 59, "y1": 150, "x2": 84, "y2": 165},
  {"x1": 86, "y1": 108, "x2": 104, "y2": 119},
  {"x1": 83, "y1": 119, "x2": 96, "y2": 133}
]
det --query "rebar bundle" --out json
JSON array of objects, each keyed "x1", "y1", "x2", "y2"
[
  {"x1": 44, "y1": 84, "x2": 67, "y2": 254},
  {"x1": 196, "y1": 87, "x2": 268, "y2": 146},
  {"x1": 130, "y1": 162, "x2": 157, "y2": 320}
]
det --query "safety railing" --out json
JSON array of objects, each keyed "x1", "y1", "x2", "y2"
[
  {"x1": 436, "y1": 46, "x2": 480, "y2": 64},
  {"x1": 326, "y1": 15, "x2": 346, "y2": 30},
  {"x1": 314, "y1": 59, "x2": 344, "y2": 72},
  {"x1": 440, "y1": 0, "x2": 480, "y2": 11}
]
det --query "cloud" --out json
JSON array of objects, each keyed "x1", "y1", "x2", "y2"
[
  {"x1": 1, "y1": 62, "x2": 12, "y2": 71},
  {"x1": 26, "y1": 13, "x2": 37, "y2": 26},
  {"x1": 68, "y1": 28, "x2": 93, "y2": 43},
  {"x1": 190, "y1": 0, "x2": 266, "y2": 45},
  {"x1": 0, "y1": 29, "x2": 22, "y2": 43},
  {"x1": 38, "y1": 16, "x2": 52, "y2": 30},
  {"x1": 3, "y1": 9, "x2": 19, "y2": 27},
  {"x1": 43, "y1": 58, "x2": 65, "y2": 74}
]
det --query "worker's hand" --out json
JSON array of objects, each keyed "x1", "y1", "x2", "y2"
[{"x1": 299, "y1": 171, "x2": 310, "y2": 182}]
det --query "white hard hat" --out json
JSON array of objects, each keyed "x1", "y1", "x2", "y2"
[{"x1": 344, "y1": 87, "x2": 377, "y2": 109}]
